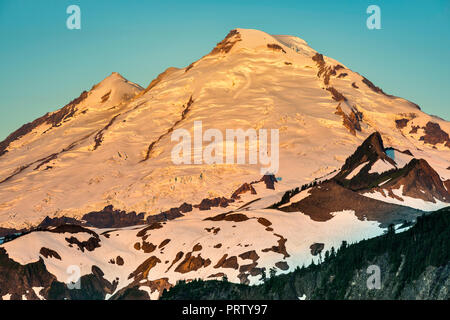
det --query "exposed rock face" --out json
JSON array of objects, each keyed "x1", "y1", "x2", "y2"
[
  {"x1": 65, "y1": 236, "x2": 101, "y2": 252},
  {"x1": 335, "y1": 104, "x2": 362, "y2": 135},
  {"x1": 257, "y1": 217, "x2": 272, "y2": 227},
  {"x1": 174, "y1": 253, "x2": 211, "y2": 274},
  {"x1": 262, "y1": 234, "x2": 289, "y2": 259},
  {"x1": 239, "y1": 250, "x2": 260, "y2": 262},
  {"x1": 275, "y1": 261, "x2": 289, "y2": 271},
  {"x1": 309, "y1": 243, "x2": 324, "y2": 256},
  {"x1": 362, "y1": 77, "x2": 391, "y2": 96},
  {"x1": 39, "y1": 247, "x2": 61, "y2": 260},
  {"x1": 38, "y1": 216, "x2": 83, "y2": 229},
  {"x1": 0, "y1": 248, "x2": 117, "y2": 300},
  {"x1": 116, "y1": 256, "x2": 124, "y2": 266},
  {"x1": 159, "y1": 239, "x2": 171, "y2": 249},
  {"x1": 231, "y1": 183, "x2": 257, "y2": 199},
  {"x1": 410, "y1": 125, "x2": 420, "y2": 134},
  {"x1": 334, "y1": 132, "x2": 396, "y2": 190},
  {"x1": 395, "y1": 118, "x2": 409, "y2": 129},
  {"x1": 331, "y1": 131, "x2": 449, "y2": 205},
  {"x1": 267, "y1": 43, "x2": 286, "y2": 53},
  {"x1": 210, "y1": 29, "x2": 242, "y2": 55},
  {"x1": 0, "y1": 248, "x2": 56, "y2": 300},
  {"x1": 142, "y1": 96, "x2": 194, "y2": 161},
  {"x1": 128, "y1": 256, "x2": 161, "y2": 280},
  {"x1": 195, "y1": 197, "x2": 234, "y2": 210},
  {"x1": 204, "y1": 212, "x2": 249, "y2": 222},
  {"x1": 419, "y1": 122, "x2": 450, "y2": 148},
  {"x1": 166, "y1": 251, "x2": 184, "y2": 272},
  {"x1": 110, "y1": 278, "x2": 172, "y2": 300},
  {"x1": 136, "y1": 222, "x2": 163, "y2": 237},
  {"x1": 374, "y1": 158, "x2": 450, "y2": 203},
  {"x1": 146, "y1": 202, "x2": 192, "y2": 224},
  {"x1": 259, "y1": 174, "x2": 278, "y2": 190},
  {"x1": 82, "y1": 205, "x2": 146, "y2": 228},
  {"x1": 48, "y1": 224, "x2": 99, "y2": 237},
  {"x1": 281, "y1": 180, "x2": 421, "y2": 226},
  {"x1": 214, "y1": 254, "x2": 239, "y2": 270},
  {"x1": 0, "y1": 226, "x2": 26, "y2": 238},
  {"x1": 141, "y1": 241, "x2": 156, "y2": 253},
  {"x1": 208, "y1": 273, "x2": 225, "y2": 279},
  {"x1": 311, "y1": 53, "x2": 342, "y2": 86},
  {"x1": 93, "y1": 114, "x2": 122, "y2": 150},
  {"x1": 327, "y1": 87, "x2": 347, "y2": 102},
  {"x1": 2, "y1": 203, "x2": 179, "y2": 240},
  {"x1": 444, "y1": 180, "x2": 450, "y2": 192}
]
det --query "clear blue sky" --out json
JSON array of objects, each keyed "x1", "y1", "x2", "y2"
[{"x1": 0, "y1": 0, "x2": 449, "y2": 140}]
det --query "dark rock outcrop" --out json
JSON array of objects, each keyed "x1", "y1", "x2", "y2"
[
  {"x1": 146, "y1": 202, "x2": 193, "y2": 224},
  {"x1": 335, "y1": 104, "x2": 362, "y2": 135},
  {"x1": 262, "y1": 234, "x2": 289, "y2": 259},
  {"x1": 39, "y1": 247, "x2": 62, "y2": 260},
  {"x1": 38, "y1": 216, "x2": 83, "y2": 229},
  {"x1": 372, "y1": 158, "x2": 450, "y2": 203},
  {"x1": 395, "y1": 118, "x2": 409, "y2": 129},
  {"x1": 419, "y1": 122, "x2": 450, "y2": 148},
  {"x1": 275, "y1": 261, "x2": 289, "y2": 271},
  {"x1": 214, "y1": 254, "x2": 239, "y2": 270},
  {"x1": 334, "y1": 132, "x2": 396, "y2": 190},
  {"x1": 128, "y1": 256, "x2": 161, "y2": 280},
  {"x1": 259, "y1": 174, "x2": 277, "y2": 190},
  {"x1": 174, "y1": 253, "x2": 211, "y2": 274},
  {"x1": 231, "y1": 183, "x2": 257, "y2": 199},
  {"x1": 0, "y1": 249, "x2": 117, "y2": 300},
  {"x1": 195, "y1": 197, "x2": 234, "y2": 210},
  {"x1": 0, "y1": 90, "x2": 87, "y2": 157},
  {"x1": 210, "y1": 29, "x2": 242, "y2": 55},
  {"x1": 204, "y1": 212, "x2": 249, "y2": 222},
  {"x1": 267, "y1": 43, "x2": 286, "y2": 53},
  {"x1": 309, "y1": 243, "x2": 325, "y2": 256},
  {"x1": 327, "y1": 87, "x2": 347, "y2": 102},
  {"x1": 82, "y1": 205, "x2": 146, "y2": 228},
  {"x1": 281, "y1": 180, "x2": 421, "y2": 226}
]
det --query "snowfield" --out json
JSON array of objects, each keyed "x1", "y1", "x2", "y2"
[
  {"x1": 0, "y1": 28, "x2": 448, "y2": 229},
  {"x1": 1, "y1": 203, "x2": 385, "y2": 299},
  {"x1": 0, "y1": 28, "x2": 449, "y2": 300}
]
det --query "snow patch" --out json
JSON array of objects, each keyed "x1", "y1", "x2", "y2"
[
  {"x1": 347, "y1": 161, "x2": 370, "y2": 179},
  {"x1": 369, "y1": 159, "x2": 395, "y2": 174},
  {"x1": 362, "y1": 186, "x2": 449, "y2": 211}
]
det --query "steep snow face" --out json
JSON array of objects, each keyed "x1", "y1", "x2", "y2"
[
  {"x1": 369, "y1": 159, "x2": 396, "y2": 174},
  {"x1": 0, "y1": 28, "x2": 449, "y2": 228}
]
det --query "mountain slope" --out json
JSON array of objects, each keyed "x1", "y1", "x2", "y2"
[
  {"x1": 0, "y1": 28, "x2": 449, "y2": 229},
  {"x1": 0, "y1": 133, "x2": 437, "y2": 300},
  {"x1": 0, "y1": 28, "x2": 449, "y2": 300},
  {"x1": 161, "y1": 207, "x2": 450, "y2": 300}
]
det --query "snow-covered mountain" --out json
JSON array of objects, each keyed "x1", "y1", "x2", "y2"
[{"x1": 0, "y1": 28, "x2": 449, "y2": 300}]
